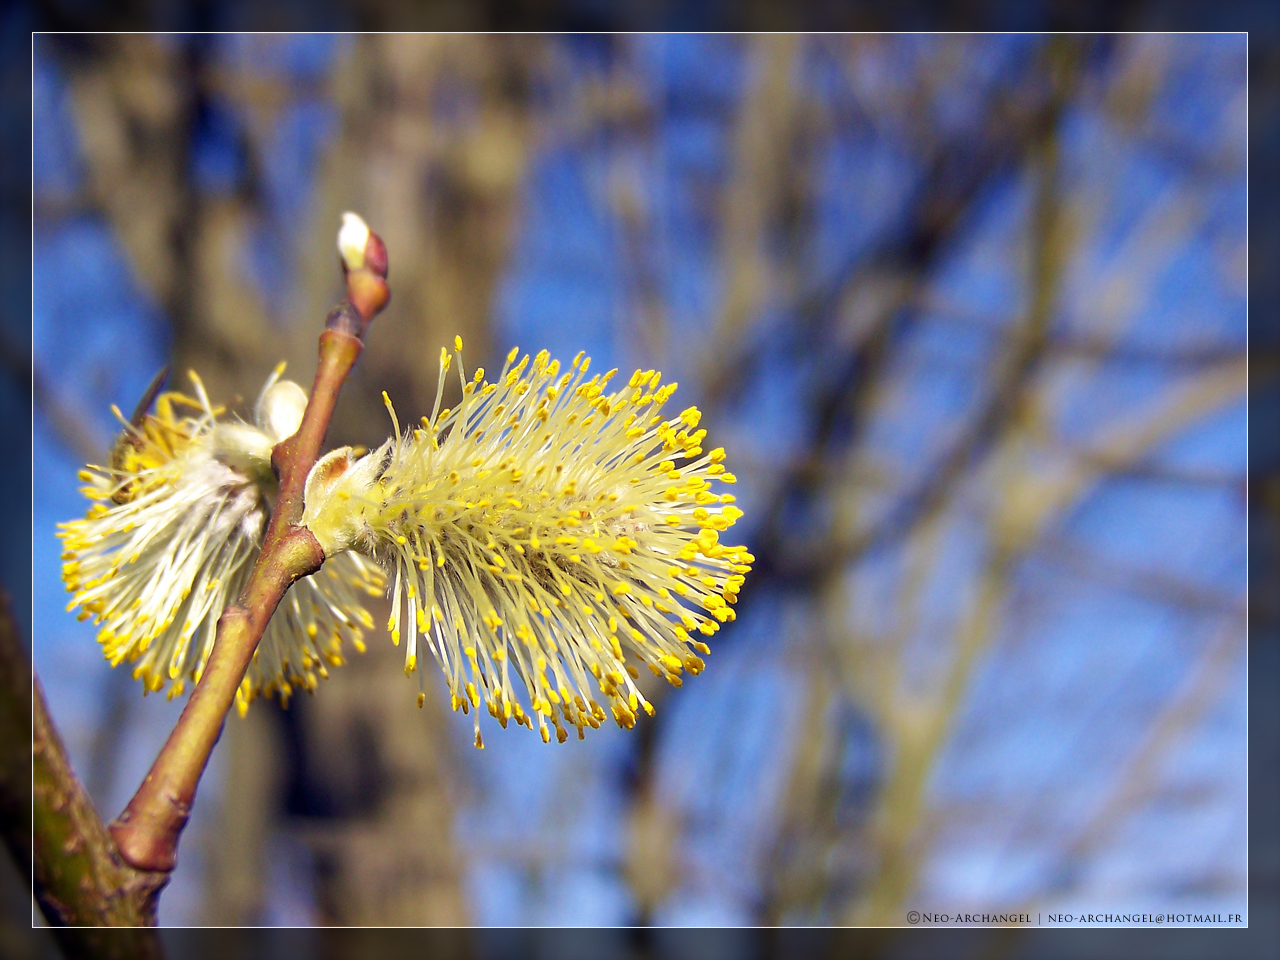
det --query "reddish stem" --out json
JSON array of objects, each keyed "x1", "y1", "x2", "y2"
[{"x1": 109, "y1": 325, "x2": 368, "y2": 873}]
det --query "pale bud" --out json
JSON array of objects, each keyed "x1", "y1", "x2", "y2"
[
  {"x1": 335, "y1": 212, "x2": 390, "y2": 322},
  {"x1": 211, "y1": 423, "x2": 274, "y2": 477},
  {"x1": 338, "y1": 211, "x2": 371, "y2": 272},
  {"x1": 211, "y1": 377, "x2": 306, "y2": 478},
  {"x1": 302, "y1": 444, "x2": 387, "y2": 556},
  {"x1": 257, "y1": 379, "x2": 309, "y2": 444}
]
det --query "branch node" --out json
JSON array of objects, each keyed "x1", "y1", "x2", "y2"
[{"x1": 325, "y1": 299, "x2": 365, "y2": 338}]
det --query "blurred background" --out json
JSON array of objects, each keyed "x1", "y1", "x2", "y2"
[{"x1": 20, "y1": 31, "x2": 1252, "y2": 938}]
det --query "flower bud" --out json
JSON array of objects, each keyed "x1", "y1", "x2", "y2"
[
  {"x1": 257, "y1": 379, "x2": 308, "y2": 444},
  {"x1": 337, "y1": 212, "x2": 370, "y2": 272},
  {"x1": 336, "y1": 212, "x2": 390, "y2": 322}
]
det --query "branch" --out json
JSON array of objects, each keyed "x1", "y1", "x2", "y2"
[
  {"x1": 1033, "y1": 622, "x2": 1244, "y2": 900},
  {"x1": 0, "y1": 330, "x2": 104, "y2": 466},
  {"x1": 106, "y1": 219, "x2": 389, "y2": 882},
  {"x1": 1035, "y1": 534, "x2": 1247, "y2": 620},
  {"x1": 0, "y1": 595, "x2": 162, "y2": 955},
  {"x1": 697, "y1": 35, "x2": 1083, "y2": 412},
  {"x1": 724, "y1": 41, "x2": 1097, "y2": 592}
]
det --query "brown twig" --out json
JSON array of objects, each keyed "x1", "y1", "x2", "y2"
[{"x1": 105, "y1": 223, "x2": 389, "y2": 886}]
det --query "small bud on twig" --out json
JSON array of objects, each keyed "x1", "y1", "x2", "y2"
[
  {"x1": 337, "y1": 212, "x2": 390, "y2": 325},
  {"x1": 337, "y1": 212, "x2": 370, "y2": 271}
]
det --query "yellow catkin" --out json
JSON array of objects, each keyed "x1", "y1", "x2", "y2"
[
  {"x1": 59, "y1": 369, "x2": 384, "y2": 708},
  {"x1": 303, "y1": 340, "x2": 752, "y2": 746}
]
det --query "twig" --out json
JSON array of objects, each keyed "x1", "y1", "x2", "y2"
[
  {"x1": 104, "y1": 221, "x2": 389, "y2": 886},
  {"x1": 1034, "y1": 534, "x2": 1247, "y2": 620}
]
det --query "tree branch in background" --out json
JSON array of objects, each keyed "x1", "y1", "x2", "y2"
[
  {"x1": 605, "y1": 39, "x2": 669, "y2": 368},
  {"x1": 1033, "y1": 622, "x2": 1244, "y2": 901},
  {"x1": 706, "y1": 34, "x2": 800, "y2": 373},
  {"x1": 0, "y1": 331, "x2": 103, "y2": 467},
  {"x1": 48, "y1": 35, "x2": 279, "y2": 403},
  {"x1": 725, "y1": 40, "x2": 1088, "y2": 594},
  {"x1": 781, "y1": 38, "x2": 1082, "y2": 925}
]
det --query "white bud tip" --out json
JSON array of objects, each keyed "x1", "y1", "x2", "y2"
[
  {"x1": 258, "y1": 380, "x2": 309, "y2": 444},
  {"x1": 338, "y1": 212, "x2": 370, "y2": 271}
]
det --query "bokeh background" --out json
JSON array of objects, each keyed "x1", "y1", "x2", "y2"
[{"x1": 22, "y1": 32, "x2": 1252, "y2": 937}]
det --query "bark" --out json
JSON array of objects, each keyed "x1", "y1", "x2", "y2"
[{"x1": 1, "y1": 591, "x2": 167, "y2": 941}]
